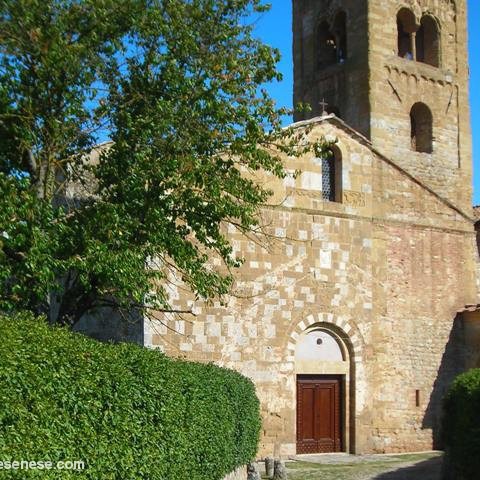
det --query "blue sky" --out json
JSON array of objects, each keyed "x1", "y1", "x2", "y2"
[{"x1": 252, "y1": 1, "x2": 480, "y2": 204}]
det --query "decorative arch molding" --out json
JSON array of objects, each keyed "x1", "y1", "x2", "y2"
[
  {"x1": 394, "y1": 1, "x2": 455, "y2": 58},
  {"x1": 397, "y1": 6, "x2": 419, "y2": 33},
  {"x1": 397, "y1": 0, "x2": 456, "y2": 17},
  {"x1": 396, "y1": 5, "x2": 443, "y2": 66},
  {"x1": 286, "y1": 312, "x2": 364, "y2": 363}
]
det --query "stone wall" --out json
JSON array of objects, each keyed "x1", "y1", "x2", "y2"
[
  {"x1": 368, "y1": 0, "x2": 472, "y2": 213},
  {"x1": 145, "y1": 120, "x2": 478, "y2": 456}
]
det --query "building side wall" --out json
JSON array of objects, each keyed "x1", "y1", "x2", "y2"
[{"x1": 368, "y1": 224, "x2": 475, "y2": 452}]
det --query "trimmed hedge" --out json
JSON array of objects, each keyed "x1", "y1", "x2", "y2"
[
  {"x1": 0, "y1": 313, "x2": 261, "y2": 479},
  {"x1": 443, "y1": 368, "x2": 480, "y2": 480}
]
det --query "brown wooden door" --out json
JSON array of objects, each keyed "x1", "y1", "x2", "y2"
[{"x1": 296, "y1": 375, "x2": 342, "y2": 454}]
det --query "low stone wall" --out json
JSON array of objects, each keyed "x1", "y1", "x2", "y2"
[{"x1": 223, "y1": 466, "x2": 247, "y2": 480}]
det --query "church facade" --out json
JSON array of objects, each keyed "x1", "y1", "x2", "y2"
[{"x1": 144, "y1": 0, "x2": 479, "y2": 457}]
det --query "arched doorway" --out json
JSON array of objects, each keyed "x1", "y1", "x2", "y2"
[{"x1": 295, "y1": 325, "x2": 353, "y2": 454}]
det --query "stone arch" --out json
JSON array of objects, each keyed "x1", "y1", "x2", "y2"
[
  {"x1": 287, "y1": 314, "x2": 363, "y2": 454},
  {"x1": 296, "y1": 328, "x2": 346, "y2": 363},
  {"x1": 416, "y1": 14, "x2": 441, "y2": 67},
  {"x1": 410, "y1": 102, "x2": 433, "y2": 153},
  {"x1": 397, "y1": 7, "x2": 417, "y2": 59},
  {"x1": 286, "y1": 312, "x2": 364, "y2": 363}
]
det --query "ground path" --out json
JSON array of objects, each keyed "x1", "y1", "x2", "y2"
[{"x1": 258, "y1": 452, "x2": 443, "y2": 480}]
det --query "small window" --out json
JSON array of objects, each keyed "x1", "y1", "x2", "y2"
[
  {"x1": 416, "y1": 15, "x2": 440, "y2": 67},
  {"x1": 410, "y1": 103, "x2": 433, "y2": 153},
  {"x1": 397, "y1": 8, "x2": 416, "y2": 59},
  {"x1": 318, "y1": 21, "x2": 337, "y2": 68},
  {"x1": 322, "y1": 148, "x2": 342, "y2": 202}
]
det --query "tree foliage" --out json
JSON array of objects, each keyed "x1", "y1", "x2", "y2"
[
  {"x1": 442, "y1": 369, "x2": 480, "y2": 480},
  {"x1": 0, "y1": 0, "x2": 318, "y2": 325}
]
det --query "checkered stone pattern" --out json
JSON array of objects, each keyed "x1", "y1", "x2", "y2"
[{"x1": 146, "y1": 118, "x2": 477, "y2": 458}]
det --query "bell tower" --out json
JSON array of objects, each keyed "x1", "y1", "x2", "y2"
[
  {"x1": 293, "y1": 1, "x2": 370, "y2": 135},
  {"x1": 293, "y1": 0, "x2": 472, "y2": 212}
]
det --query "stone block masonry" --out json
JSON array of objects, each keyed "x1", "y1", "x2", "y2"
[{"x1": 146, "y1": 117, "x2": 478, "y2": 457}]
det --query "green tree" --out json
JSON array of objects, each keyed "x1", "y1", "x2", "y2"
[{"x1": 0, "y1": 0, "x2": 318, "y2": 326}]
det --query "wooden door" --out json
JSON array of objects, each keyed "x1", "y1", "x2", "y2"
[{"x1": 296, "y1": 375, "x2": 342, "y2": 454}]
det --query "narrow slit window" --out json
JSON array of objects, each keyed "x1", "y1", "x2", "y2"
[
  {"x1": 322, "y1": 150, "x2": 336, "y2": 202},
  {"x1": 321, "y1": 147, "x2": 342, "y2": 203}
]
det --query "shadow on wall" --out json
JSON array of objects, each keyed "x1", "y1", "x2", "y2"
[
  {"x1": 73, "y1": 307, "x2": 144, "y2": 344},
  {"x1": 372, "y1": 456, "x2": 443, "y2": 480},
  {"x1": 422, "y1": 316, "x2": 467, "y2": 449}
]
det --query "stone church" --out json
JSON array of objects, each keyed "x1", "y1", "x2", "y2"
[{"x1": 140, "y1": 0, "x2": 479, "y2": 457}]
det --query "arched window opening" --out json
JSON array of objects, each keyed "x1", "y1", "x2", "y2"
[
  {"x1": 333, "y1": 11, "x2": 347, "y2": 63},
  {"x1": 410, "y1": 103, "x2": 433, "y2": 153},
  {"x1": 322, "y1": 148, "x2": 342, "y2": 202},
  {"x1": 416, "y1": 15, "x2": 440, "y2": 67},
  {"x1": 318, "y1": 21, "x2": 337, "y2": 68},
  {"x1": 397, "y1": 8, "x2": 416, "y2": 59}
]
